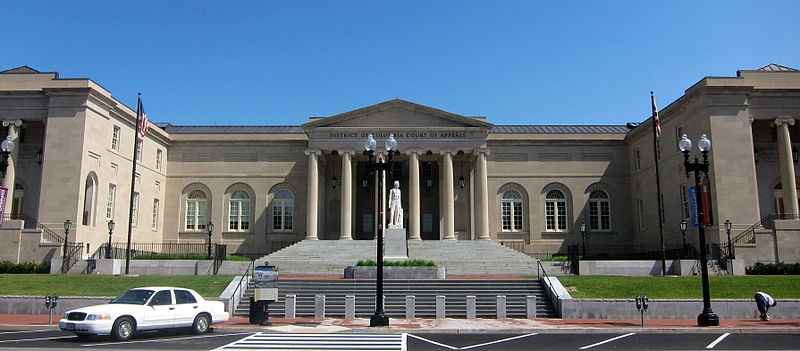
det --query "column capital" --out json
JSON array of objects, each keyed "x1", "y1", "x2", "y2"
[
  {"x1": 305, "y1": 149, "x2": 322, "y2": 156},
  {"x1": 773, "y1": 118, "x2": 795, "y2": 127},
  {"x1": 473, "y1": 148, "x2": 490, "y2": 156},
  {"x1": 2, "y1": 120, "x2": 22, "y2": 128}
]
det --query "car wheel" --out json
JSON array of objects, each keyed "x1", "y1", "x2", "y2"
[
  {"x1": 192, "y1": 314, "x2": 210, "y2": 335},
  {"x1": 112, "y1": 317, "x2": 136, "y2": 341}
]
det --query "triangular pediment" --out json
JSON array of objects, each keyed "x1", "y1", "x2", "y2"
[{"x1": 303, "y1": 99, "x2": 492, "y2": 130}]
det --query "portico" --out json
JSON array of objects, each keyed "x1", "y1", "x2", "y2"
[{"x1": 301, "y1": 99, "x2": 493, "y2": 241}]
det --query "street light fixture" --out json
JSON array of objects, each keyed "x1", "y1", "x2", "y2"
[
  {"x1": 207, "y1": 221, "x2": 214, "y2": 260},
  {"x1": 363, "y1": 133, "x2": 396, "y2": 327},
  {"x1": 680, "y1": 219, "x2": 688, "y2": 259},
  {"x1": 724, "y1": 219, "x2": 734, "y2": 259},
  {"x1": 580, "y1": 223, "x2": 587, "y2": 257},
  {"x1": 106, "y1": 220, "x2": 115, "y2": 259},
  {"x1": 679, "y1": 133, "x2": 720, "y2": 327},
  {"x1": 61, "y1": 220, "x2": 72, "y2": 274},
  {"x1": 0, "y1": 135, "x2": 15, "y2": 179}
]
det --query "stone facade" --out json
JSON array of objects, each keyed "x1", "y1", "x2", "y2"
[{"x1": 1, "y1": 64, "x2": 799, "y2": 266}]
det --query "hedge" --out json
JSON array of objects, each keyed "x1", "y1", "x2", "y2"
[
  {"x1": 0, "y1": 261, "x2": 50, "y2": 274},
  {"x1": 746, "y1": 262, "x2": 800, "y2": 275},
  {"x1": 356, "y1": 259, "x2": 435, "y2": 267}
]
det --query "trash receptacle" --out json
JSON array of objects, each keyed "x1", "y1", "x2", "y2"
[{"x1": 250, "y1": 264, "x2": 279, "y2": 325}]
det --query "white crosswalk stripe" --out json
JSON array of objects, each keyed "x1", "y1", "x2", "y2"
[{"x1": 212, "y1": 332, "x2": 405, "y2": 351}]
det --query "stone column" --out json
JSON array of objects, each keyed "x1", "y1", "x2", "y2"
[
  {"x1": 305, "y1": 150, "x2": 319, "y2": 240},
  {"x1": 2, "y1": 120, "x2": 21, "y2": 216},
  {"x1": 408, "y1": 152, "x2": 421, "y2": 240},
  {"x1": 340, "y1": 152, "x2": 353, "y2": 240},
  {"x1": 475, "y1": 150, "x2": 491, "y2": 240},
  {"x1": 442, "y1": 152, "x2": 456, "y2": 240},
  {"x1": 775, "y1": 118, "x2": 799, "y2": 217}
]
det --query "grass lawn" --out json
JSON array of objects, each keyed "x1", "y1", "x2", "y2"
[
  {"x1": 559, "y1": 276, "x2": 800, "y2": 299},
  {"x1": 0, "y1": 274, "x2": 234, "y2": 297}
]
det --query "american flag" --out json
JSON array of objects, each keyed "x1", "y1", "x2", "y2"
[
  {"x1": 137, "y1": 96, "x2": 149, "y2": 138},
  {"x1": 650, "y1": 91, "x2": 662, "y2": 139}
]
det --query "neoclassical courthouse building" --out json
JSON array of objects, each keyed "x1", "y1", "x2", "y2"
[{"x1": 0, "y1": 64, "x2": 799, "y2": 267}]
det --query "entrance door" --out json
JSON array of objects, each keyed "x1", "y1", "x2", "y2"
[
  {"x1": 420, "y1": 161, "x2": 440, "y2": 240},
  {"x1": 356, "y1": 161, "x2": 376, "y2": 240}
]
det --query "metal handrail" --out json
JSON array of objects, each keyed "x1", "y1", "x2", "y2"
[
  {"x1": 38, "y1": 223, "x2": 65, "y2": 243},
  {"x1": 536, "y1": 259, "x2": 560, "y2": 307},
  {"x1": 731, "y1": 214, "x2": 778, "y2": 246},
  {"x1": 228, "y1": 259, "x2": 255, "y2": 313}
]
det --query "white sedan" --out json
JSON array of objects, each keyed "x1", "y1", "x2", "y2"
[{"x1": 59, "y1": 286, "x2": 229, "y2": 341}]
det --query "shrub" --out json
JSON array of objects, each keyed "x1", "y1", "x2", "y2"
[
  {"x1": 543, "y1": 255, "x2": 569, "y2": 262},
  {"x1": 746, "y1": 262, "x2": 800, "y2": 275},
  {"x1": 0, "y1": 260, "x2": 50, "y2": 274},
  {"x1": 356, "y1": 259, "x2": 435, "y2": 267}
]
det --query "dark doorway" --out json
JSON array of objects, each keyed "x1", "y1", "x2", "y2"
[
  {"x1": 356, "y1": 161, "x2": 376, "y2": 240},
  {"x1": 420, "y1": 161, "x2": 440, "y2": 240}
]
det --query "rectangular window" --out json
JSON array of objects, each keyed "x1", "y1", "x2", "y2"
[
  {"x1": 634, "y1": 148, "x2": 641, "y2": 171},
  {"x1": 501, "y1": 202, "x2": 512, "y2": 231},
  {"x1": 152, "y1": 199, "x2": 160, "y2": 230},
  {"x1": 680, "y1": 184, "x2": 690, "y2": 219},
  {"x1": 111, "y1": 126, "x2": 121, "y2": 151},
  {"x1": 513, "y1": 202, "x2": 523, "y2": 231},
  {"x1": 600, "y1": 201, "x2": 610, "y2": 230},
  {"x1": 556, "y1": 201, "x2": 567, "y2": 230},
  {"x1": 132, "y1": 192, "x2": 140, "y2": 227},
  {"x1": 637, "y1": 199, "x2": 645, "y2": 231},
  {"x1": 156, "y1": 149, "x2": 163, "y2": 170},
  {"x1": 545, "y1": 202, "x2": 556, "y2": 231},
  {"x1": 106, "y1": 184, "x2": 116, "y2": 220},
  {"x1": 135, "y1": 140, "x2": 143, "y2": 162}
]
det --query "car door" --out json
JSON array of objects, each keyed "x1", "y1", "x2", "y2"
[
  {"x1": 143, "y1": 290, "x2": 175, "y2": 329},
  {"x1": 172, "y1": 289, "x2": 200, "y2": 327}
]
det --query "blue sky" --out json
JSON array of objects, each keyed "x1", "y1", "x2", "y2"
[{"x1": 3, "y1": 1, "x2": 797, "y2": 126}]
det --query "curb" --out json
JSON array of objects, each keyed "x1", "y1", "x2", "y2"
[{"x1": 213, "y1": 326, "x2": 800, "y2": 334}]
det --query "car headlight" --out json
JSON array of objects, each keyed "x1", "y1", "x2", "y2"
[{"x1": 86, "y1": 313, "x2": 111, "y2": 321}]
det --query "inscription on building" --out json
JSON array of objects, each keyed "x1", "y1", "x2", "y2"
[{"x1": 327, "y1": 130, "x2": 469, "y2": 139}]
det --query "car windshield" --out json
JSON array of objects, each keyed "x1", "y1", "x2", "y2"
[{"x1": 110, "y1": 289, "x2": 155, "y2": 305}]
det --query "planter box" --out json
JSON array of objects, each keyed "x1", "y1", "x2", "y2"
[{"x1": 344, "y1": 266, "x2": 446, "y2": 280}]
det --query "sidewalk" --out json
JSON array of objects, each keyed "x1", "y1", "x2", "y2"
[{"x1": 3, "y1": 314, "x2": 798, "y2": 332}]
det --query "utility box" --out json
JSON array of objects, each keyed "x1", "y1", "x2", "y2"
[
  {"x1": 255, "y1": 288, "x2": 278, "y2": 302},
  {"x1": 249, "y1": 264, "x2": 279, "y2": 325}
]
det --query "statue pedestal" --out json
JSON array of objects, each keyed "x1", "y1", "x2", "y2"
[{"x1": 384, "y1": 228, "x2": 408, "y2": 260}]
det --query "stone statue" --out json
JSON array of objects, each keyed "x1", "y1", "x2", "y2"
[{"x1": 388, "y1": 180, "x2": 404, "y2": 229}]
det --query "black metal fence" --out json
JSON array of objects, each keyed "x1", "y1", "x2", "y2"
[{"x1": 94, "y1": 242, "x2": 223, "y2": 260}]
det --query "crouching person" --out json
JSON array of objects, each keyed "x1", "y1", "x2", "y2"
[{"x1": 754, "y1": 291, "x2": 777, "y2": 321}]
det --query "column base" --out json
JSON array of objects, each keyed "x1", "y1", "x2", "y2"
[{"x1": 697, "y1": 311, "x2": 720, "y2": 327}]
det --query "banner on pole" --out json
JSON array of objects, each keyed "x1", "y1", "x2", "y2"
[
  {"x1": 689, "y1": 186, "x2": 699, "y2": 228},
  {"x1": 0, "y1": 186, "x2": 7, "y2": 225}
]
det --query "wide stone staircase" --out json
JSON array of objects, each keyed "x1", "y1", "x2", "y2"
[
  {"x1": 234, "y1": 279, "x2": 556, "y2": 318},
  {"x1": 255, "y1": 239, "x2": 538, "y2": 275}
]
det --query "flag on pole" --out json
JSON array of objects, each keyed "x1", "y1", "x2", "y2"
[
  {"x1": 137, "y1": 97, "x2": 149, "y2": 138},
  {"x1": 650, "y1": 91, "x2": 662, "y2": 139}
]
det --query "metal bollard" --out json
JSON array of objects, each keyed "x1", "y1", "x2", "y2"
[
  {"x1": 405, "y1": 296, "x2": 415, "y2": 321},
  {"x1": 315, "y1": 294, "x2": 325, "y2": 321},
  {"x1": 345, "y1": 295, "x2": 355, "y2": 321},
  {"x1": 466, "y1": 296, "x2": 476, "y2": 319},
  {"x1": 526, "y1": 295, "x2": 537, "y2": 319},
  {"x1": 496, "y1": 295, "x2": 506, "y2": 320},
  {"x1": 285, "y1": 294, "x2": 296, "y2": 319},
  {"x1": 435, "y1": 295, "x2": 446, "y2": 320}
]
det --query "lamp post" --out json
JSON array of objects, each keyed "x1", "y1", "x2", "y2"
[
  {"x1": 207, "y1": 222, "x2": 214, "y2": 260},
  {"x1": 363, "y1": 133, "x2": 397, "y2": 327},
  {"x1": 679, "y1": 133, "x2": 720, "y2": 327},
  {"x1": 106, "y1": 220, "x2": 115, "y2": 259},
  {"x1": 680, "y1": 219, "x2": 688, "y2": 259},
  {"x1": 579, "y1": 223, "x2": 588, "y2": 257},
  {"x1": 61, "y1": 220, "x2": 72, "y2": 274},
  {"x1": 724, "y1": 219, "x2": 734, "y2": 259},
  {"x1": 0, "y1": 135, "x2": 15, "y2": 179}
]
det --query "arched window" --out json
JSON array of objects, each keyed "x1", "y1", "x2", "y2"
[
  {"x1": 228, "y1": 191, "x2": 251, "y2": 231},
  {"x1": 545, "y1": 189, "x2": 568, "y2": 232},
  {"x1": 272, "y1": 189, "x2": 294, "y2": 231},
  {"x1": 588, "y1": 190, "x2": 611, "y2": 231},
  {"x1": 185, "y1": 190, "x2": 208, "y2": 231},
  {"x1": 501, "y1": 190, "x2": 523, "y2": 232},
  {"x1": 82, "y1": 175, "x2": 97, "y2": 226}
]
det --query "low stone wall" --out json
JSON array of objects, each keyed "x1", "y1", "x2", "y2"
[
  {"x1": 578, "y1": 259, "x2": 745, "y2": 276},
  {"x1": 344, "y1": 266, "x2": 446, "y2": 279},
  {"x1": 51, "y1": 258, "x2": 252, "y2": 275},
  {"x1": 0, "y1": 296, "x2": 111, "y2": 315},
  {"x1": 561, "y1": 298, "x2": 800, "y2": 319}
]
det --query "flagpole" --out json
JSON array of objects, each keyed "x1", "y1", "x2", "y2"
[
  {"x1": 651, "y1": 91, "x2": 667, "y2": 276},
  {"x1": 124, "y1": 93, "x2": 143, "y2": 275}
]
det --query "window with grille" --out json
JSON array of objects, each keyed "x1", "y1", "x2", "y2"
[
  {"x1": 501, "y1": 190, "x2": 523, "y2": 232},
  {"x1": 588, "y1": 190, "x2": 611, "y2": 231},
  {"x1": 106, "y1": 184, "x2": 116, "y2": 220},
  {"x1": 185, "y1": 190, "x2": 208, "y2": 231},
  {"x1": 545, "y1": 189, "x2": 568, "y2": 231},
  {"x1": 228, "y1": 191, "x2": 251, "y2": 231},
  {"x1": 152, "y1": 199, "x2": 160, "y2": 230},
  {"x1": 272, "y1": 189, "x2": 293, "y2": 231},
  {"x1": 111, "y1": 126, "x2": 120, "y2": 151}
]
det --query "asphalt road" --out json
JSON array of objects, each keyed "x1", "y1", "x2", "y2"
[{"x1": 0, "y1": 328, "x2": 798, "y2": 350}]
